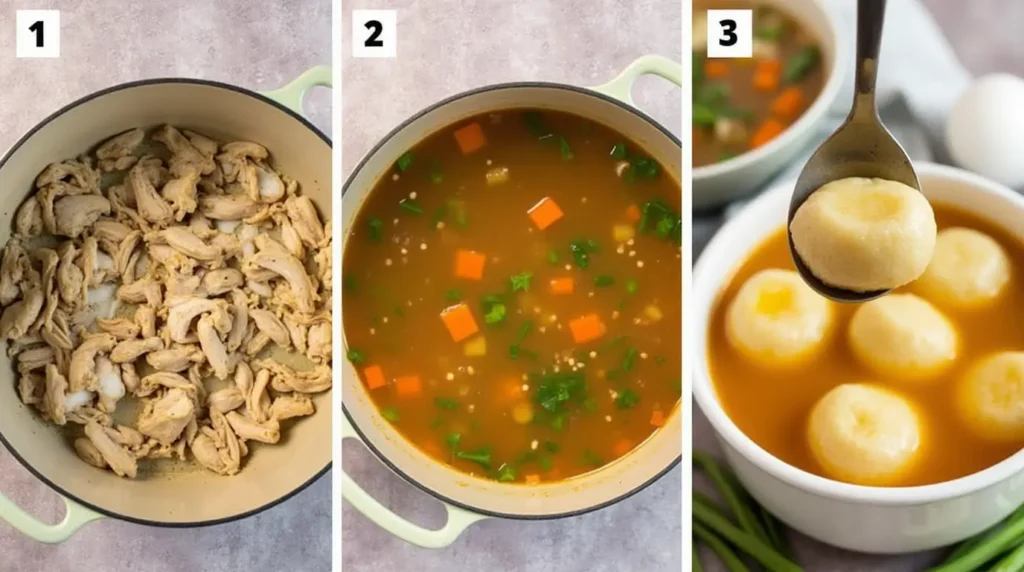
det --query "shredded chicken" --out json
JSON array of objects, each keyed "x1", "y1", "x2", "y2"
[{"x1": 3, "y1": 126, "x2": 331, "y2": 478}]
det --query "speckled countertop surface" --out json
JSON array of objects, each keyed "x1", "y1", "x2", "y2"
[
  {"x1": 340, "y1": 1, "x2": 682, "y2": 571},
  {"x1": 0, "y1": 2, "x2": 331, "y2": 571}
]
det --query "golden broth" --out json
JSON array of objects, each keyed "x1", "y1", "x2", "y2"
[{"x1": 708, "y1": 203, "x2": 1024, "y2": 486}]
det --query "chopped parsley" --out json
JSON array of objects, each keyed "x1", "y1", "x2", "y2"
[
  {"x1": 455, "y1": 447, "x2": 492, "y2": 469},
  {"x1": 569, "y1": 238, "x2": 599, "y2": 269},
  {"x1": 346, "y1": 349, "x2": 365, "y2": 365},
  {"x1": 445, "y1": 288, "x2": 462, "y2": 302},
  {"x1": 434, "y1": 397, "x2": 459, "y2": 410},
  {"x1": 367, "y1": 217, "x2": 383, "y2": 242},
  {"x1": 496, "y1": 463, "x2": 517, "y2": 482},
  {"x1": 610, "y1": 142, "x2": 627, "y2": 159},
  {"x1": 399, "y1": 198, "x2": 423, "y2": 214},
  {"x1": 396, "y1": 151, "x2": 414, "y2": 172},
  {"x1": 510, "y1": 272, "x2": 533, "y2": 292},
  {"x1": 626, "y1": 279, "x2": 639, "y2": 295},
  {"x1": 381, "y1": 407, "x2": 400, "y2": 422},
  {"x1": 559, "y1": 137, "x2": 574, "y2": 161},
  {"x1": 445, "y1": 432, "x2": 462, "y2": 449},
  {"x1": 594, "y1": 275, "x2": 614, "y2": 287},
  {"x1": 615, "y1": 389, "x2": 640, "y2": 410}
]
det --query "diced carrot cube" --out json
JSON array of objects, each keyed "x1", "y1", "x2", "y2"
[
  {"x1": 394, "y1": 375, "x2": 422, "y2": 398},
  {"x1": 525, "y1": 474, "x2": 541, "y2": 485},
  {"x1": 753, "y1": 70, "x2": 779, "y2": 92},
  {"x1": 440, "y1": 303, "x2": 479, "y2": 342},
  {"x1": 756, "y1": 58, "x2": 781, "y2": 76},
  {"x1": 454, "y1": 249, "x2": 486, "y2": 280},
  {"x1": 568, "y1": 313, "x2": 606, "y2": 344},
  {"x1": 650, "y1": 410, "x2": 666, "y2": 427},
  {"x1": 453, "y1": 122, "x2": 486, "y2": 155},
  {"x1": 495, "y1": 376, "x2": 524, "y2": 405},
  {"x1": 420, "y1": 439, "x2": 443, "y2": 459},
  {"x1": 527, "y1": 197, "x2": 564, "y2": 230},
  {"x1": 750, "y1": 119, "x2": 786, "y2": 149},
  {"x1": 625, "y1": 204, "x2": 641, "y2": 223},
  {"x1": 363, "y1": 365, "x2": 386, "y2": 390},
  {"x1": 771, "y1": 86, "x2": 805, "y2": 119},
  {"x1": 704, "y1": 60, "x2": 729, "y2": 78},
  {"x1": 549, "y1": 277, "x2": 574, "y2": 295},
  {"x1": 613, "y1": 439, "x2": 633, "y2": 458}
]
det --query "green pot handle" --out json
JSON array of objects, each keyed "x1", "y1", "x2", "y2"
[
  {"x1": 341, "y1": 415, "x2": 488, "y2": 548},
  {"x1": 590, "y1": 54, "x2": 682, "y2": 105},
  {"x1": 262, "y1": 65, "x2": 333, "y2": 115},
  {"x1": 0, "y1": 491, "x2": 104, "y2": 544}
]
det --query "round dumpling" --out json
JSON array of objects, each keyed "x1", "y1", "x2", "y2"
[
  {"x1": 848, "y1": 293, "x2": 958, "y2": 381},
  {"x1": 725, "y1": 269, "x2": 833, "y2": 367},
  {"x1": 957, "y1": 351, "x2": 1024, "y2": 441},
  {"x1": 790, "y1": 177, "x2": 937, "y2": 292},
  {"x1": 808, "y1": 383, "x2": 922, "y2": 486},
  {"x1": 913, "y1": 227, "x2": 1011, "y2": 309}
]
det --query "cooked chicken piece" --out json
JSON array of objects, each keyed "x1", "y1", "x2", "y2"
[
  {"x1": 41, "y1": 310, "x2": 74, "y2": 351},
  {"x1": 249, "y1": 236, "x2": 317, "y2": 314},
  {"x1": 258, "y1": 361, "x2": 331, "y2": 394},
  {"x1": 53, "y1": 195, "x2": 111, "y2": 238},
  {"x1": 153, "y1": 125, "x2": 215, "y2": 176},
  {"x1": 161, "y1": 226, "x2": 222, "y2": 261},
  {"x1": 164, "y1": 272, "x2": 200, "y2": 298},
  {"x1": 307, "y1": 322, "x2": 331, "y2": 364},
  {"x1": 14, "y1": 198, "x2": 43, "y2": 237},
  {"x1": 188, "y1": 212, "x2": 217, "y2": 238},
  {"x1": 242, "y1": 264, "x2": 280, "y2": 283},
  {"x1": 146, "y1": 244, "x2": 197, "y2": 275},
  {"x1": 249, "y1": 308, "x2": 290, "y2": 347},
  {"x1": 245, "y1": 331, "x2": 271, "y2": 356},
  {"x1": 208, "y1": 387, "x2": 245, "y2": 413},
  {"x1": 17, "y1": 372, "x2": 42, "y2": 405},
  {"x1": 136, "y1": 371, "x2": 195, "y2": 398},
  {"x1": 137, "y1": 387, "x2": 195, "y2": 446},
  {"x1": 41, "y1": 363, "x2": 69, "y2": 424},
  {"x1": 225, "y1": 290, "x2": 249, "y2": 352},
  {"x1": 96, "y1": 317, "x2": 140, "y2": 340},
  {"x1": 199, "y1": 194, "x2": 263, "y2": 220},
  {"x1": 0, "y1": 289, "x2": 44, "y2": 341},
  {"x1": 56, "y1": 242, "x2": 84, "y2": 307},
  {"x1": 239, "y1": 161, "x2": 287, "y2": 204},
  {"x1": 114, "y1": 231, "x2": 142, "y2": 279},
  {"x1": 0, "y1": 241, "x2": 27, "y2": 306},
  {"x1": 234, "y1": 361, "x2": 254, "y2": 395},
  {"x1": 202, "y1": 268, "x2": 243, "y2": 297},
  {"x1": 66, "y1": 405, "x2": 110, "y2": 427},
  {"x1": 216, "y1": 141, "x2": 268, "y2": 182},
  {"x1": 165, "y1": 296, "x2": 232, "y2": 343},
  {"x1": 283, "y1": 315, "x2": 308, "y2": 354},
  {"x1": 270, "y1": 395, "x2": 315, "y2": 421},
  {"x1": 121, "y1": 362, "x2": 139, "y2": 394},
  {"x1": 137, "y1": 156, "x2": 170, "y2": 189},
  {"x1": 225, "y1": 411, "x2": 280, "y2": 444},
  {"x1": 110, "y1": 337, "x2": 163, "y2": 363},
  {"x1": 17, "y1": 345, "x2": 54, "y2": 374},
  {"x1": 68, "y1": 333, "x2": 116, "y2": 392},
  {"x1": 128, "y1": 162, "x2": 174, "y2": 226},
  {"x1": 146, "y1": 344, "x2": 203, "y2": 372},
  {"x1": 98, "y1": 155, "x2": 138, "y2": 172},
  {"x1": 197, "y1": 315, "x2": 233, "y2": 380},
  {"x1": 135, "y1": 305, "x2": 156, "y2": 338},
  {"x1": 191, "y1": 409, "x2": 244, "y2": 475},
  {"x1": 73, "y1": 437, "x2": 108, "y2": 469},
  {"x1": 162, "y1": 167, "x2": 201, "y2": 221},
  {"x1": 84, "y1": 420, "x2": 137, "y2": 478},
  {"x1": 92, "y1": 220, "x2": 133, "y2": 244},
  {"x1": 37, "y1": 182, "x2": 90, "y2": 235},
  {"x1": 248, "y1": 368, "x2": 272, "y2": 422},
  {"x1": 183, "y1": 130, "x2": 218, "y2": 158},
  {"x1": 95, "y1": 128, "x2": 144, "y2": 162},
  {"x1": 35, "y1": 159, "x2": 99, "y2": 193},
  {"x1": 103, "y1": 425, "x2": 146, "y2": 449},
  {"x1": 116, "y1": 278, "x2": 162, "y2": 307},
  {"x1": 284, "y1": 195, "x2": 325, "y2": 248}
]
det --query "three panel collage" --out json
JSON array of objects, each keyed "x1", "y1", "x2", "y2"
[{"x1": 3, "y1": 0, "x2": 1024, "y2": 570}]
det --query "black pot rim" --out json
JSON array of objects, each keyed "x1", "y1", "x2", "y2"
[
  {"x1": 0, "y1": 76, "x2": 332, "y2": 529},
  {"x1": 341, "y1": 80, "x2": 682, "y2": 521}
]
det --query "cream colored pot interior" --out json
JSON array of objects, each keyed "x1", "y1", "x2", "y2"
[
  {"x1": 342, "y1": 85, "x2": 681, "y2": 517},
  {"x1": 0, "y1": 82, "x2": 332, "y2": 524}
]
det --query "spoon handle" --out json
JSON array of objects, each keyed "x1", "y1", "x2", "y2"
[{"x1": 854, "y1": 0, "x2": 888, "y2": 105}]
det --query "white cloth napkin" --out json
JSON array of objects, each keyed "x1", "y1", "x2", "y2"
[{"x1": 699, "y1": 0, "x2": 973, "y2": 245}]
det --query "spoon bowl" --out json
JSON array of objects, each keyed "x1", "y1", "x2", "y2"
[{"x1": 786, "y1": 0, "x2": 921, "y2": 303}]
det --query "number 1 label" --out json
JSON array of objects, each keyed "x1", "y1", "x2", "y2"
[
  {"x1": 706, "y1": 9, "x2": 752, "y2": 59},
  {"x1": 16, "y1": 10, "x2": 60, "y2": 58},
  {"x1": 352, "y1": 10, "x2": 397, "y2": 59}
]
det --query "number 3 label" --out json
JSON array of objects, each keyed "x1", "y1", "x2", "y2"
[
  {"x1": 706, "y1": 10, "x2": 752, "y2": 59},
  {"x1": 352, "y1": 10, "x2": 396, "y2": 59},
  {"x1": 16, "y1": 10, "x2": 60, "y2": 58}
]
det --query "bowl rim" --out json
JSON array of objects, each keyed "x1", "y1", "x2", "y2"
[
  {"x1": 693, "y1": 161, "x2": 1024, "y2": 505},
  {"x1": 0, "y1": 76, "x2": 332, "y2": 528},
  {"x1": 692, "y1": 0, "x2": 847, "y2": 180},
  {"x1": 341, "y1": 80, "x2": 682, "y2": 520}
]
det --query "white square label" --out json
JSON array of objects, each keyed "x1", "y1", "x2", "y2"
[
  {"x1": 706, "y1": 9, "x2": 751, "y2": 58},
  {"x1": 16, "y1": 10, "x2": 60, "y2": 58},
  {"x1": 352, "y1": 10, "x2": 396, "y2": 59}
]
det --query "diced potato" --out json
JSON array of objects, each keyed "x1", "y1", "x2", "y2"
[
  {"x1": 714, "y1": 117, "x2": 747, "y2": 145},
  {"x1": 613, "y1": 224, "x2": 635, "y2": 243},
  {"x1": 644, "y1": 304, "x2": 664, "y2": 322},
  {"x1": 753, "y1": 39, "x2": 779, "y2": 60},
  {"x1": 463, "y1": 335, "x2": 487, "y2": 357},
  {"x1": 512, "y1": 402, "x2": 534, "y2": 424},
  {"x1": 486, "y1": 166, "x2": 510, "y2": 186}
]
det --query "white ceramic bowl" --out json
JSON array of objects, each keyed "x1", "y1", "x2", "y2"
[
  {"x1": 692, "y1": 0, "x2": 848, "y2": 211},
  {"x1": 693, "y1": 163, "x2": 1024, "y2": 554}
]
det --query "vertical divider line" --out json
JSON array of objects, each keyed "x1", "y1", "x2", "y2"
[
  {"x1": 680, "y1": 0, "x2": 695, "y2": 569},
  {"x1": 332, "y1": 1, "x2": 344, "y2": 570}
]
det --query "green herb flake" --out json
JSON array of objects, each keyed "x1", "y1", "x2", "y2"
[
  {"x1": 538, "y1": 455, "x2": 554, "y2": 472},
  {"x1": 517, "y1": 320, "x2": 534, "y2": 341},
  {"x1": 550, "y1": 412, "x2": 566, "y2": 431},
  {"x1": 594, "y1": 275, "x2": 614, "y2": 288},
  {"x1": 510, "y1": 272, "x2": 533, "y2": 293},
  {"x1": 445, "y1": 288, "x2": 462, "y2": 302},
  {"x1": 535, "y1": 371, "x2": 587, "y2": 413},
  {"x1": 610, "y1": 142, "x2": 628, "y2": 160},
  {"x1": 582, "y1": 396, "x2": 598, "y2": 413},
  {"x1": 484, "y1": 303, "x2": 507, "y2": 325},
  {"x1": 626, "y1": 279, "x2": 639, "y2": 295},
  {"x1": 429, "y1": 162, "x2": 444, "y2": 184},
  {"x1": 544, "y1": 440, "x2": 560, "y2": 454},
  {"x1": 449, "y1": 199, "x2": 468, "y2": 227},
  {"x1": 559, "y1": 137, "x2": 574, "y2": 161},
  {"x1": 346, "y1": 349, "x2": 365, "y2": 365},
  {"x1": 783, "y1": 46, "x2": 821, "y2": 83},
  {"x1": 367, "y1": 217, "x2": 384, "y2": 242},
  {"x1": 435, "y1": 397, "x2": 459, "y2": 410},
  {"x1": 547, "y1": 250, "x2": 560, "y2": 264},
  {"x1": 524, "y1": 111, "x2": 551, "y2": 139},
  {"x1": 496, "y1": 463, "x2": 517, "y2": 482},
  {"x1": 569, "y1": 238, "x2": 599, "y2": 269},
  {"x1": 615, "y1": 389, "x2": 639, "y2": 410},
  {"x1": 381, "y1": 407, "x2": 400, "y2": 422},
  {"x1": 455, "y1": 447, "x2": 492, "y2": 468},
  {"x1": 445, "y1": 432, "x2": 462, "y2": 449},
  {"x1": 583, "y1": 450, "x2": 603, "y2": 468},
  {"x1": 396, "y1": 151, "x2": 414, "y2": 172},
  {"x1": 399, "y1": 198, "x2": 423, "y2": 215}
]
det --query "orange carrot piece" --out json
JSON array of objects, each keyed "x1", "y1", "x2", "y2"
[
  {"x1": 549, "y1": 277, "x2": 574, "y2": 295},
  {"x1": 420, "y1": 439, "x2": 443, "y2": 459},
  {"x1": 568, "y1": 313, "x2": 606, "y2": 344},
  {"x1": 440, "y1": 303, "x2": 479, "y2": 342},
  {"x1": 750, "y1": 119, "x2": 786, "y2": 149},
  {"x1": 453, "y1": 122, "x2": 486, "y2": 155},
  {"x1": 454, "y1": 249, "x2": 486, "y2": 280},
  {"x1": 650, "y1": 410, "x2": 666, "y2": 428},
  {"x1": 625, "y1": 204, "x2": 642, "y2": 223},
  {"x1": 704, "y1": 60, "x2": 729, "y2": 78},
  {"x1": 756, "y1": 58, "x2": 781, "y2": 75},
  {"x1": 524, "y1": 474, "x2": 541, "y2": 485},
  {"x1": 771, "y1": 86, "x2": 805, "y2": 119},
  {"x1": 527, "y1": 197, "x2": 564, "y2": 230},
  {"x1": 613, "y1": 439, "x2": 633, "y2": 458},
  {"x1": 753, "y1": 70, "x2": 779, "y2": 92},
  {"x1": 363, "y1": 365, "x2": 387, "y2": 390},
  {"x1": 394, "y1": 375, "x2": 422, "y2": 398},
  {"x1": 495, "y1": 377, "x2": 525, "y2": 405}
]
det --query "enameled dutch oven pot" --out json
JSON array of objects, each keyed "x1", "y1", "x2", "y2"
[
  {"x1": 0, "y1": 67, "x2": 333, "y2": 542},
  {"x1": 341, "y1": 56, "x2": 683, "y2": 548}
]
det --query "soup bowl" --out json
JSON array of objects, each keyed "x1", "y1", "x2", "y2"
[
  {"x1": 0, "y1": 67, "x2": 333, "y2": 542},
  {"x1": 341, "y1": 55, "x2": 683, "y2": 548},
  {"x1": 692, "y1": 0, "x2": 847, "y2": 211},
  {"x1": 694, "y1": 162, "x2": 1024, "y2": 554}
]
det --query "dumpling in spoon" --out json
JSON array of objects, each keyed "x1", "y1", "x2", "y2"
[
  {"x1": 808, "y1": 383, "x2": 922, "y2": 486},
  {"x1": 913, "y1": 227, "x2": 1011, "y2": 309},
  {"x1": 790, "y1": 177, "x2": 937, "y2": 292}
]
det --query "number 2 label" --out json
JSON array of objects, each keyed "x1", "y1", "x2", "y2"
[
  {"x1": 352, "y1": 10, "x2": 396, "y2": 59},
  {"x1": 706, "y1": 9, "x2": 752, "y2": 59},
  {"x1": 16, "y1": 10, "x2": 60, "y2": 58}
]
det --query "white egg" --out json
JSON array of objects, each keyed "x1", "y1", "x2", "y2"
[{"x1": 947, "y1": 74, "x2": 1024, "y2": 188}]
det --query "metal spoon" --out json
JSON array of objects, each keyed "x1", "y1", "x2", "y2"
[{"x1": 786, "y1": 0, "x2": 921, "y2": 303}]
